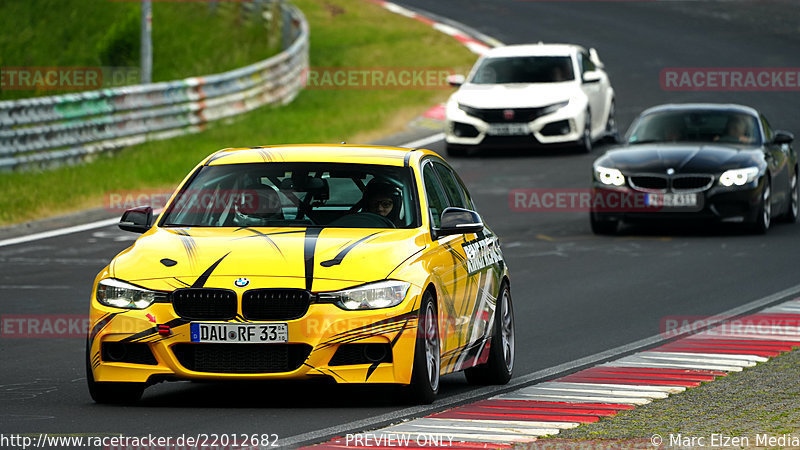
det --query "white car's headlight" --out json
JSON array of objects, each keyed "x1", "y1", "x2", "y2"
[
  {"x1": 541, "y1": 100, "x2": 570, "y2": 115},
  {"x1": 719, "y1": 167, "x2": 759, "y2": 187},
  {"x1": 320, "y1": 280, "x2": 411, "y2": 310},
  {"x1": 96, "y1": 278, "x2": 166, "y2": 309},
  {"x1": 594, "y1": 166, "x2": 626, "y2": 186}
]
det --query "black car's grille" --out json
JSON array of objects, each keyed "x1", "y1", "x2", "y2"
[
  {"x1": 672, "y1": 175, "x2": 714, "y2": 192},
  {"x1": 172, "y1": 343, "x2": 311, "y2": 374},
  {"x1": 171, "y1": 288, "x2": 237, "y2": 320},
  {"x1": 629, "y1": 175, "x2": 668, "y2": 191},
  {"x1": 463, "y1": 106, "x2": 551, "y2": 123},
  {"x1": 242, "y1": 289, "x2": 311, "y2": 320}
]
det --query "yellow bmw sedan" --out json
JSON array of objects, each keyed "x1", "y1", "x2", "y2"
[{"x1": 87, "y1": 145, "x2": 514, "y2": 404}]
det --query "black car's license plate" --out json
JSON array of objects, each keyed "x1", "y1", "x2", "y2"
[
  {"x1": 646, "y1": 193, "x2": 698, "y2": 207},
  {"x1": 190, "y1": 323, "x2": 288, "y2": 343}
]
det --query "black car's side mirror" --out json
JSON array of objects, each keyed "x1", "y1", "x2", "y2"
[
  {"x1": 119, "y1": 206, "x2": 153, "y2": 234},
  {"x1": 773, "y1": 130, "x2": 794, "y2": 145},
  {"x1": 434, "y1": 207, "x2": 484, "y2": 238}
]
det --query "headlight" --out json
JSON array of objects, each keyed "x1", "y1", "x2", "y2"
[
  {"x1": 96, "y1": 278, "x2": 166, "y2": 309},
  {"x1": 458, "y1": 103, "x2": 480, "y2": 117},
  {"x1": 541, "y1": 100, "x2": 569, "y2": 115},
  {"x1": 594, "y1": 166, "x2": 626, "y2": 186},
  {"x1": 319, "y1": 280, "x2": 411, "y2": 311},
  {"x1": 719, "y1": 167, "x2": 759, "y2": 187}
]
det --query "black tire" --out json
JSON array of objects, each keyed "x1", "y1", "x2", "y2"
[
  {"x1": 86, "y1": 341, "x2": 145, "y2": 404},
  {"x1": 445, "y1": 143, "x2": 468, "y2": 158},
  {"x1": 779, "y1": 168, "x2": 799, "y2": 223},
  {"x1": 590, "y1": 212, "x2": 618, "y2": 235},
  {"x1": 465, "y1": 282, "x2": 514, "y2": 385},
  {"x1": 604, "y1": 100, "x2": 619, "y2": 143},
  {"x1": 577, "y1": 110, "x2": 593, "y2": 153},
  {"x1": 407, "y1": 290, "x2": 440, "y2": 404},
  {"x1": 751, "y1": 177, "x2": 772, "y2": 234}
]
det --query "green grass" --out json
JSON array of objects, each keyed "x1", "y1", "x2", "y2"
[
  {"x1": 0, "y1": 0, "x2": 279, "y2": 100},
  {"x1": 0, "y1": 0, "x2": 477, "y2": 225}
]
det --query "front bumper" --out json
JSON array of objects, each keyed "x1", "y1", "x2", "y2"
[
  {"x1": 88, "y1": 285, "x2": 423, "y2": 385},
  {"x1": 590, "y1": 181, "x2": 764, "y2": 224}
]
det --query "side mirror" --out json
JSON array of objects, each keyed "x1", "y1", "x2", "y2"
[
  {"x1": 119, "y1": 206, "x2": 153, "y2": 234},
  {"x1": 773, "y1": 130, "x2": 794, "y2": 145},
  {"x1": 435, "y1": 207, "x2": 484, "y2": 238},
  {"x1": 447, "y1": 74, "x2": 466, "y2": 87},
  {"x1": 583, "y1": 70, "x2": 602, "y2": 84},
  {"x1": 589, "y1": 48, "x2": 605, "y2": 69}
]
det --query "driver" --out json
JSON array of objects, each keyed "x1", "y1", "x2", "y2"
[
  {"x1": 232, "y1": 184, "x2": 284, "y2": 227},
  {"x1": 362, "y1": 179, "x2": 402, "y2": 226},
  {"x1": 716, "y1": 115, "x2": 752, "y2": 144}
]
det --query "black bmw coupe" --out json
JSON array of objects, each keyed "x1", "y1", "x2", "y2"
[{"x1": 590, "y1": 104, "x2": 797, "y2": 234}]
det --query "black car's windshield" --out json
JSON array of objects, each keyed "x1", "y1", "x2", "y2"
[
  {"x1": 160, "y1": 163, "x2": 418, "y2": 229},
  {"x1": 627, "y1": 110, "x2": 761, "y2": 145},
  {"x1": 470, "y1": 56, "x2": 575, "y2": 84}
]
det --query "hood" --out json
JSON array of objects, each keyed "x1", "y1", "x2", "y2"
[
  {"x1": 111, "y1": 227, "x2": 427, "y2": 291},
  {"x1": 598, "y1": 143, "x2": 764, "y2": 174},
  {"x1": 453, "y1": 82, "x2": 575, "y2": 109}
]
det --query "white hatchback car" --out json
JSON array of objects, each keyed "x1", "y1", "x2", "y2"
[{"x1": 444, "y1": 43, "x2": 616, "y2": 156}]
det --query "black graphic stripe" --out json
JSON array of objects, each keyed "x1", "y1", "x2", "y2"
[
  {"x1": 121, "y1": 318, "x2": 189, "y2": 343},
  {"x1": 174, "y1": 229, "x2": 198, "y2": 265},
  {"x1": 88, "y1": 313, "x2": 119, "y2": 347},
  {"x1": 320, "y1": 232, "x2": 382, "y2": 267},
  {"x1": 303, "y1": 228, "x2": 323, "y2": 291},
  {"x1": 191, "y1": 253, "x2": 230, "y2": 288},
  {"x1": 326, "y1": 311, "x2": 418, "y2": 339}
]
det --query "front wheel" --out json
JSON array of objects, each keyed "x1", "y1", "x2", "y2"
[
  {"x1": 751, "y1": 177, "x2": 772, "y2": 234},
  {"x1": 577, "y1": 110, "x2": 593, "y2": 153},
  {"x1": 86, "y1": 341, "x2": 145, "y2": 404},
  {"x1": 407, "y1": 291, "x2": 440, "y2": 404},
  {"x1": 779, "y1": 169, "x2": 798, "y2": 223},
  {"x1": 465, "y1": 282, "x2": 514, "y2": 385}
]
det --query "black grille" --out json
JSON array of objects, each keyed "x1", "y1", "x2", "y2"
[
  {"x1": 629, "y1": 175, "x2": 668, "y2": 191},
  {"x1": 329, "y1": 343, "x2": 393, "y2": 366},
  {"x1": 101, "y1": 342, "x2": 157, "y2": 365},
  {"x1": 171, "y1": 288, "x2": 237, "y2": 320},
  {"x1": 242, "y1": 289, "x2": 311, "y2": 320},
  {"x1": 463, "y1": 106, "x2": 551, "y2": 123},
  {"x1": 172, "y1": 343, "x2": 311, "y2": 374},
  {"x1": 672, "y1": 175, "x2": 714, "y2": 191},
  {"x1": 540, "y1": 120, "x2": 571, "y2": 136}
]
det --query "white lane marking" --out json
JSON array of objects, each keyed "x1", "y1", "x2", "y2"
[
  {"x1": 644, "y1": 351, "x2": 768, "y2": 363},
  {"x1": 381, "y1": 2, "x2": 416, "y2": 18},
  {"x1": 425, "y1": 418, "x2": 580, "y2": 430},
  {"x1": 432, "y1": 23, "x2": 462, "y2": 37},
  {"x1": 0, "y1": 218, "x2": 119, "y2": 248},
  {"x1": 691, "y1": 332, "x2": 800, "y2": 341},
  {"x1": 378, "y1": 429, "x2": 538, "y2": 443},
  {"x1": 465, "y1": 42, "x2": 491, "y2": 55},
  {"x1": 517, "y1": 387, "x2": 667, "y2": 399},
  {"x1": 389, "y1": 422, "x2": 556, "y2": 436},
  {"x1": 603, "y1": 360, "x2": 744, "y2": 372},
  {"x1": 634, "y1": 353, "x2": 756, "y2": 367},
  {"x1": 496, "y1": 393, "x2": 653, "y2": 406},
  {"x1": 400, "y1": 132, "x2": 446, "y2": 149},
  {"x1": 539, "y1": 381, "x2": 685, "y2": 394}
]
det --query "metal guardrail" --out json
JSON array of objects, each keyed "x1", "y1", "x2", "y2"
[{"x1": 0, "y1": 4, "x2": 308, "y2": 172}]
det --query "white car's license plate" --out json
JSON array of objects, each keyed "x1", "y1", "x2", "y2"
[
  {"x1": 190, "y1": 323, "x2": 288, "y2": 343},
  {"x1": 646, "y1": 193, "x2": 698, "y2": 207},
  {"x1": 487, "y1": 123, "x2": 530, "y2": 136}
]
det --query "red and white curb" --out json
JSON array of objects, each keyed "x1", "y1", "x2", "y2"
[
  {"x1": 304, "y1": 298, "x2": 800, "y2": 448},
  {"x1": 362, "y1": 0, "x2": 499, "y2": 55}
]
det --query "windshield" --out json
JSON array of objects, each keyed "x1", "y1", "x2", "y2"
[
  {"x1": 627, "y1": 110, "x2": 761, "y2": 145},
  {"x1": 470, "y1": 56, "x2": 575, "y2": 84},
  {"x1": 160, "y1": 163, "x2": 418, "y2": 229}
]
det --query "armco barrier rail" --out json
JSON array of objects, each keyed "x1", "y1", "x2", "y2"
[{"x1": 0, "y1": 4, "x2": 308, "y2": 172}]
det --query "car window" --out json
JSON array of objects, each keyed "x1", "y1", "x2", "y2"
[
  {"x1": 760, "y1": 115, "x2": 773, "y2": 142},
  {"x1": 432, "y1": 162, "x2": 468, "y2": 209},
  {"x1": 580, "y1": 52, "x2": 595, "y2": 74},
  {"x1": 627, "y1": 111, "x2": 761, "y2": 145},
  {"x1": 470, "y1": 56, "x2": 575, "y2": 84},
  {"x1": 160, "y1": 162, "x2": 418, "y2": 228},
  {"x1": 422, "y1": 164, "x2": 450, "y2": 228}
]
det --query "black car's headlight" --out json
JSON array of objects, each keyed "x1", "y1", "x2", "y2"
[
  {"x1": 594, "y1": 166, "x2": 626, "y2": 186},
  {"x1": 96, "y1": 278, "x2": 166, "y2": 309},
  {"x1": 719, "y1": 167, "x2": 759, "y2": 187},
  {"x1": 319, "y1": 280, "x2": 411, "y2": 310}
]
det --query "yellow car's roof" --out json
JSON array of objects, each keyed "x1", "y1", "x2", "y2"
[{"x1": 204, "y1": 144, "x2": 437, "y2": 167}]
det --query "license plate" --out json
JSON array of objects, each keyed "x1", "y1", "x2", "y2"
[
  {"x1": 646, "y1": 193, "x2": 698, "y2": 207},
  {"x1": 190, "y1": 323, "x2": 288, "y2": 343},
  {"x1": 487, "y1": 123, "x2": 530, "y2": 136}
]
